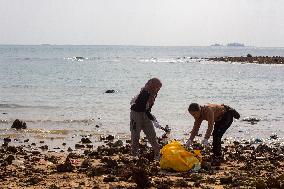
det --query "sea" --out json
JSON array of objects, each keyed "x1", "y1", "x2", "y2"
[{"x1": 0, "y1": 45, "x2": 284, "y2": 149}]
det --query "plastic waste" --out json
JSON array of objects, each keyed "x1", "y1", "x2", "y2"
[{"x1": 160, "y1": 141, "x2": 202, "y2": 172}]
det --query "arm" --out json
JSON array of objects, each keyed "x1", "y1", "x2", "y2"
[
  {"x1": 189, "y1": 119, "x2": 202, "y2": 141},
  {"x1": 148, "y1": 93, "x2": 157, "y2": 107},
  {"x1": 204, "y1": 108, "x2": 214, "y2": 140}
]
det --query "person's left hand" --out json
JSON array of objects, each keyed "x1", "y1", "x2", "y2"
[{"x1": 201, "y1": 139, "x2": 209, "y2": 146}]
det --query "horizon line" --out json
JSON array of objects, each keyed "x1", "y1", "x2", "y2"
[{"x1": 0, "y1": 43, "x2": 284, "y2": 48}]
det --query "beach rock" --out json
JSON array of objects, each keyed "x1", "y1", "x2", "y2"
[
  {"x1": 2, "y1": 142, "x2": 8, "y2": 147},
  {"x1": 174, "y1": 179, "x2": 189, "y2": 187},
  {"x1": 40, "y1": 145, "x2": 48, "y2": 150},
  {"x1": 68, "y1": 152, "x2": 82, "y2": 159},
  {"x1": 220, "y1": 176, "x2": 233, "y2": 184},
  {"x1": 27, "y1": 177, "x2": 42, "y2": 185},
  {"x1": 11, "y1": 119, "x2": 27, "y2": 129},
  {"x1": 103, "y1": 174, "x2": 118, "y2": 182},
  {"x1": 266, "y1": 176, "x2": 281, "y2": 188},
  {"x1": 31, "y1": 151, "x2": 41, "y2": 155},
  {"x1": 254, "y1": 138, "x2": 263, "y2": 143},
  {"x1": 4, "y1": 155, "x2": 15, "y2": 165},
  {"x1": 7, "y1": 146, "x2": 18, "y2": 153},
  {"x1": 207, "y1": 56, "x2": 284, "y2": 64},
  {"x1": 132, "y1": 167, "x2": 151, "y2": 188},
  {"x1": 193, "y1": 181, "x2": 201, "y2": 187},
  {"x1": 113, "y1": 140, "x2": 123, "y2": 147},
  {"x1": 75, "y1": 144, "x2": 85, "y2": 149},
  {"x1": 270, "y1": 134, "x2": 278, "y2": 140},
  {"x1": 48, "y1": 184, "x2": 60, "y2": 189},
  {"x1": 87, "y1": 166, "x2": 107, "y2": 176},
  {"x1": 81, "y1": 138, "x2": 92, "y2": 144},
  {"x1": 154, "y1": 180, "x2": 172, "y2": 189},
  {"x1": 105, "y1": 90, "x2": 116, "y2": 93},
  {"x1": 81, "y1": 158, "x2": 92, "y2": 169},
  {"x1": 3, "y1": 138, "x2": 11, "y2": 143},
  {"x1": 101, "y1": 157, "x2": 118, "y2": 168},
  {"x1": 106, "y1": 135, "x2": 115, "y2": 141},
  {"x1": 57, "y1": 157, "x2": 74, "y2": 172}
]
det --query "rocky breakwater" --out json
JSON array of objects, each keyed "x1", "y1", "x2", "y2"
[
  {"x1": 207, "y1": 55, "x2": 284, "y2": 64},
  {"x1": 0, "y1": 135, "x2": 284, "y2": 188}
]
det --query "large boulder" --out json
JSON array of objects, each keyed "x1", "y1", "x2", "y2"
[{"x1": 11, "y1": 119, "x2": 27, "y2": 129}]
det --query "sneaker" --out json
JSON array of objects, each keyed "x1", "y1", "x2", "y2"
[{"x1": 211, "y1": 158, "x2": 221, "y2": 166}]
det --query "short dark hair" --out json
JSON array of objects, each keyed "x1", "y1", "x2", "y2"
[{"x1": 188, "y1": 103, "x2": 200, "y2": 112}]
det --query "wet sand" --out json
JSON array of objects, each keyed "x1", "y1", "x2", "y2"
[
  {"x1": 206, "y1": 56, "x2": 284, "y2": 64},
  {"x1": 1, "y1": 134, "x2": 284, "y2": 189}
]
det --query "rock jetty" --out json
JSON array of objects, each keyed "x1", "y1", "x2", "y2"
[{"x1": 207, "y1": 56, "x2": 284, "y2": 64}]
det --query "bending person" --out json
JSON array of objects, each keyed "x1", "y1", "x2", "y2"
[{"x1": 186, "y1": 103, "x2": 240, "y2": 165}]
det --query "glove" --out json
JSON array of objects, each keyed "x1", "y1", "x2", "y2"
[
  {"x1": 201, "y1": 139, "x2": 209, "y2": 146},
  {"x1": 185, "y1": 139, "x2": 193, "y2": 148}
]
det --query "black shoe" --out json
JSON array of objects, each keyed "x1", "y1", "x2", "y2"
[{"x1": 211, "y1": 159, "x2": 221, "y2": 166}]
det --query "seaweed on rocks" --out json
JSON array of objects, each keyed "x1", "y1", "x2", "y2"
[{"x1": 56, "y1": 157, "x2": 74, "y2": 172}]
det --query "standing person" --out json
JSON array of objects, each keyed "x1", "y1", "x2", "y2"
[
  {"x1": 186, "y1": 103, "x2": 240, "y2": 165},
  {"x1": 130, "y1": 78, "x2": 162, "y2": 160}
]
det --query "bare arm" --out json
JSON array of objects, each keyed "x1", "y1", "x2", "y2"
[
  {"x1": 204, "y1": 108, "x2": 214, "y2": 139},
  {"x1": 189, "y1": 119, "x2": 202, "y2": 141}
]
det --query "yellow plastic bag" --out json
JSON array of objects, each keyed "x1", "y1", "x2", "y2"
[{"x1": 160, "y1": 141, "x2": 202, "y2": 172}]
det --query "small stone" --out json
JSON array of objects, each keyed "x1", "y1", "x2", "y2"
[
  {"x1": 81, "y1": 138, "x2": 92, "y2": 144},
  {"x1": 113, "y1": 140, "x2": 123, "y2": 147},
  {"x1": 4, "y1": 138, "x2": 11, "y2": 143},
  {"x1": 255, "y1": 179, "x2": 266, "y2": 189},
  {"x1": 105, "y1": 90, "x2": 116, "y2": 93},
  {"x1": 220, "y1": 176, "x2": 233, "y2": 184},
  {"x1": 106, "y1": 135, "x2": 115, "y2": 141},
  {"x1": 75, "y1": 144, "x2": 85, "y2": 148}
]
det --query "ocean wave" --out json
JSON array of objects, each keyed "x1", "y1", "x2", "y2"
[
  {"x1": 0, "y1": 103, "x2": 57, "y2": 109},
  {"x1": 64, "y1": 56, "x2": 87, "y2": 61},
  {"x1": 64, "y1": 56, "x2": 121, "y2": 62},
  {"x1": 139, "y1": 57, "x2": 201, "y2": 63},
  {"x1": 0, "y1": 118, "x2": 97, "y2": 124}
]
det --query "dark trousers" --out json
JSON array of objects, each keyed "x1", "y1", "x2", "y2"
[{"x1": 212, "y1": 110, "x2": 234, "y2": 157}]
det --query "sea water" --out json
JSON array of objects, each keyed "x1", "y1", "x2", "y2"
[{"x1": 0, "y1": 45, "x2": 284, "y2": 148}]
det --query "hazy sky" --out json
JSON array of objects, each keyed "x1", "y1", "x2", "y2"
[{"x1": 0, "y1": 0, "x2": 283, "y2": 47}]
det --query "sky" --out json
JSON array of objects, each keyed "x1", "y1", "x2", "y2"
[{"x1": 0, "y1": 0, "x2": 283, "y2": 47}]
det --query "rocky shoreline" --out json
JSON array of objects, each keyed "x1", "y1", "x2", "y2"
[
  {"x1": 206, "y1": 56, "x2": 284, "y2": 64},
  {"x1": 1, "y1": 134, "x2": 284, "y2": 189}
]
